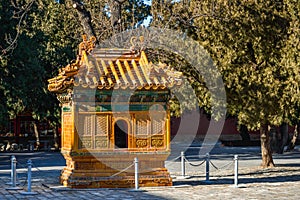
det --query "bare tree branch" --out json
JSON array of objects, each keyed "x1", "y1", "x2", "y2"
[
  {"x1": 1, "y1": 0, "x2": 35, "y2": 57},
  {"x1": 71, "y1": 0, "x2": 97, "y2": 40},
  {"x1": 108, "y1": 0, "x2": 128, "y2": 33}
]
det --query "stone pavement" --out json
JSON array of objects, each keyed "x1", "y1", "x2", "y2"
[{"x1": 0, "y1": 143, "x2": 300, "y2": 199}]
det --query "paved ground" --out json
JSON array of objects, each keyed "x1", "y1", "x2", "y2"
[{"x1": 0, "y1": 142, "x2": 300, "y2": 199}]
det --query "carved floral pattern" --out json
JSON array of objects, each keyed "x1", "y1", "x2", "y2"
[{"x1": 136, "y1": 139, "x2": 148, "y2": 148}]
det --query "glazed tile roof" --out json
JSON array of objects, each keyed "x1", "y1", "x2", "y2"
[{"x1": 48, "y1": 46, "x2": 182, "y2": 93}]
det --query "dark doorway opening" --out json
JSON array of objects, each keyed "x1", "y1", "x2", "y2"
[{"x1": 114, "y1": 120, "x2": 128, "y2": 148}]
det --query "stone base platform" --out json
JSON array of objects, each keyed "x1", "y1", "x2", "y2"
[{"x1": 60, "y1": 151, "x2": 172, "y2": 188}]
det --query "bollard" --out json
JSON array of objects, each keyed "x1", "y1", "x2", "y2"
[
  {"x1": 181, "y1": 151, "x2": 185, "y2": 177},
  {"x1": 134, "y1": 157, "x2": 139, "y2": 190},
  {"x1": 205, "y1": 153, "x2": 210, "y2": 182},
  {"x1": 234, "y1": 155, "x2": 239, "y2": 187},
  {"x1": 6, "y1": 156, "x2": 22, "y2": 190},
  {"x1": 11, "y1": 155, "x2": 17, "y2": 187},
  {"x1": 6, "y1": 155, "x2": 17, "y2": 185},
  {"x1": 20, "y1": 159, "x2": 37, "y2": 195}
]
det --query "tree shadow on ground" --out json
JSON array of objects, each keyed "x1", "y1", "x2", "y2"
[
  {"x1": 169, "y1": 145, "x2": 300, "y2": 162},
  {"x1": 0, "y1": 152, "x2": 65, "y2": 170},
  {"x1": 173, "y1": 166, "x2": 300, "y2": 186}
]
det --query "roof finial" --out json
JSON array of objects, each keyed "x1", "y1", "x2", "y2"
[
  {"x1": 130, "y1": 36, "x2": 146, "y2": 53},
  {"x1": 79, "y1": 35, "x2": 96, "y2": 56}
]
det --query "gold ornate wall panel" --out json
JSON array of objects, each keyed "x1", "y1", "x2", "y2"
[
  {"x1": 95, "y1": 136, "x2": 108, "y2": 148},
  {"x1": 62, "y1": 113, "x2": 73, "y2": 150},
  {"x1": 135, "y1": 138, "x2": 148, "y2": 148},
  {"x1": 151, "y1": 135, "x2": 165, "y2": 148},
  {"x1": 77, "y1": 113, "x2": 110, "y2": 149},
  {"x1": 132, "y1": 113, "x2": 167, "y2": 149},
  {"x1": 78, "y1": 136, "x2": 92, "y2": 149}
]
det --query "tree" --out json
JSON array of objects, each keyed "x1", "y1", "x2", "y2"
[
  {"x1": 0, "y1": 0, "x2": 80, "y2": 127},
  {"x1": 0, "y1": 0, "x2": 151, "y2": 127},
  {"x1": 149, "y1": 0, "x2": 300, "y2": 168},
  {"x1": 59, "y1": 0, "x2": 151, "y2": 40},
  {"x1": 2, "y1": 0, "x2": 298, "y2": 168},
  {"x1": 287, "y1": 123, "x2": 299, "y2": 151},
  {"x1": 0, "y1": 1, "x2": 12, "y2": 126}
]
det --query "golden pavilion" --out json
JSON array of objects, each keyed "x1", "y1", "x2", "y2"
[{"x1": 48, "y1": 36, "x2": 182, "y2": 188}]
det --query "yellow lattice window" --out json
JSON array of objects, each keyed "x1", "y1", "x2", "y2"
[
  {"x1": 95, "y1": 115, "x2": 107, "y2": 135},
  {"x1": 136, "y1": 114, "x2": 150, "y2": 135},
  {"x1": 78, "y1": 114, "x2": 93, "y2": 136},
  {"x1": 77, "y1": 114, "x2": 110, "y2": 149},
  {"x1": 137, "y1": 119, "x2": 148, "y2": 135},
  {"x1": 152, "y1": 119, "x2": 165, "y2": 135}
]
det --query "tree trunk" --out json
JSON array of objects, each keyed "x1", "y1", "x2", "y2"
[
  {"x1": 109, "y1": 0, "x2": 121, "y2": 29},
  {"x1": 239, "y1": 124, "x2": 250, "y2": 141},
  {"x1": 269, "y1": 126, "x2": 277, "y2": 153},
  {"x1": 277, "y1": 122, "x2": 289, "y2": 154},
  {"x1": 53, "y1": 126, "x2": 59, "y2": 151},
  {"x1": 33, "y1": 122, "x2": 40, "y2": 150},
  {"x1": 287, "y1": 124, "x2": 299, "y2": 151},
  {"x1": 71, "y1": 0, "x2": 96, "y2": 39},
  {"x1": 108, "y1": 0, "x2": 127, "y2": 33},
  {"x1": 260, "y1": 124, "x2": 275, "y2": 168}
]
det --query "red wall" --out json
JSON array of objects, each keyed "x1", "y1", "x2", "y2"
[{"x1": 170, "y1": 111, "x2": 260, "y2": 139}]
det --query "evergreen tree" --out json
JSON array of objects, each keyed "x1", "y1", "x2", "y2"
[{"x1": 150, "y1": 0, "x2": 300, "y2": 167}]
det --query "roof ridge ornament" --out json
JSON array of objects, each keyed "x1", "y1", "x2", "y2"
[
  {"x1": 48, "y1": 35, "x2": 183, "y2": 93},
  {"x1": 130, "y1": 36, "x2": 145, "y2": 53},
  {"x1": 79, "y1": 35, "x2": 96, "y2": 57},
  {"x1": 148, "y1": 62, "x2": 182, "y2": 82}
]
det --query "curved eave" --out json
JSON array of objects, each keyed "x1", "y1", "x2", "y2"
[{"x1": 48, "y1": 48, "x2": 183, "y2": 94}]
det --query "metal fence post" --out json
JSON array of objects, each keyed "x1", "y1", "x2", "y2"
[
  {"x1": 6, "y1": 156, "x2": 22, "y2": 190},
  {"x1": 205, "y1": 153, "x2": 210, "y2": 182},
  {"x1": 12, "y1": 155, "x2": 17, "y2": 187},
  {"x1": 234, "y1": 155, "x2": 239, "y2": 187},
  {"x1": 134, "y1": 157, "x2": 139, "y2": 190},
  {"x1": 20, "y1": 159, "x2": 37, "y2": 195},
  {"x1": 181, "y1": 151, "x2": 185, "y2": 177}
]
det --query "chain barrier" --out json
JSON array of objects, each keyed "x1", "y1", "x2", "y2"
[
  {"x1": 10, "y1": 162, "x2": 27, "y2": 187},
  {"x1": 184, "y1": 157, "x2": 206, "y2": 167},
  {"x1": 16, "y1": 159, "x2": 61, "y2": 189},
  {"x1": 85, "y1": 158, "x2": 139, "y2": 188},
  {"x1": 15, "y1": 161, "x2": 32, "y2": 188},
  {"x1": 209, "y1": 160, "x2": 219, "y2": 170},
  {"x1": 5, "y1": 156, "x2": 37, "y2": 193},
  {"x1": 30, "y1": 161, "x2": 58, "y2": 174},
  {"x1": 165, "y1": 155, "x2": 182, "y2": 166},
  {"x1": 20, "y1": 159, "x2": 38, "y2": 195},
  {"x1": 109, "y1": 163, "x2": 135, "y2": 178},
  {"x1": 20, "y1": 158, "x2": 137, "y2": 188},
  {"x1": 209, "y1": 160, "x2": 234, "y2": 171},
  {"x1": 30, "y1": 159, "x2": 137, "y2": 187},
  {"x1": 16, "y1": 160, "x2": 56, "y2": 185},
  {"x1": 208, "y1": 158, "x2": 236, "y2": 181},
  {"x1": 6, "y1": 153, "x2": 239, "y2": 188},
  {"x1": 167, "y1": 152, "x2": 239, "y2": 185}
]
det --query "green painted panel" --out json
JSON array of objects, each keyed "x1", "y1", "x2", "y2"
[
  {"x1": 86, "y1": 104, "x2": 168, "y2": 112},
  {"x1": 62, "y1": 107, "x2": 71, "y2": 112}
]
